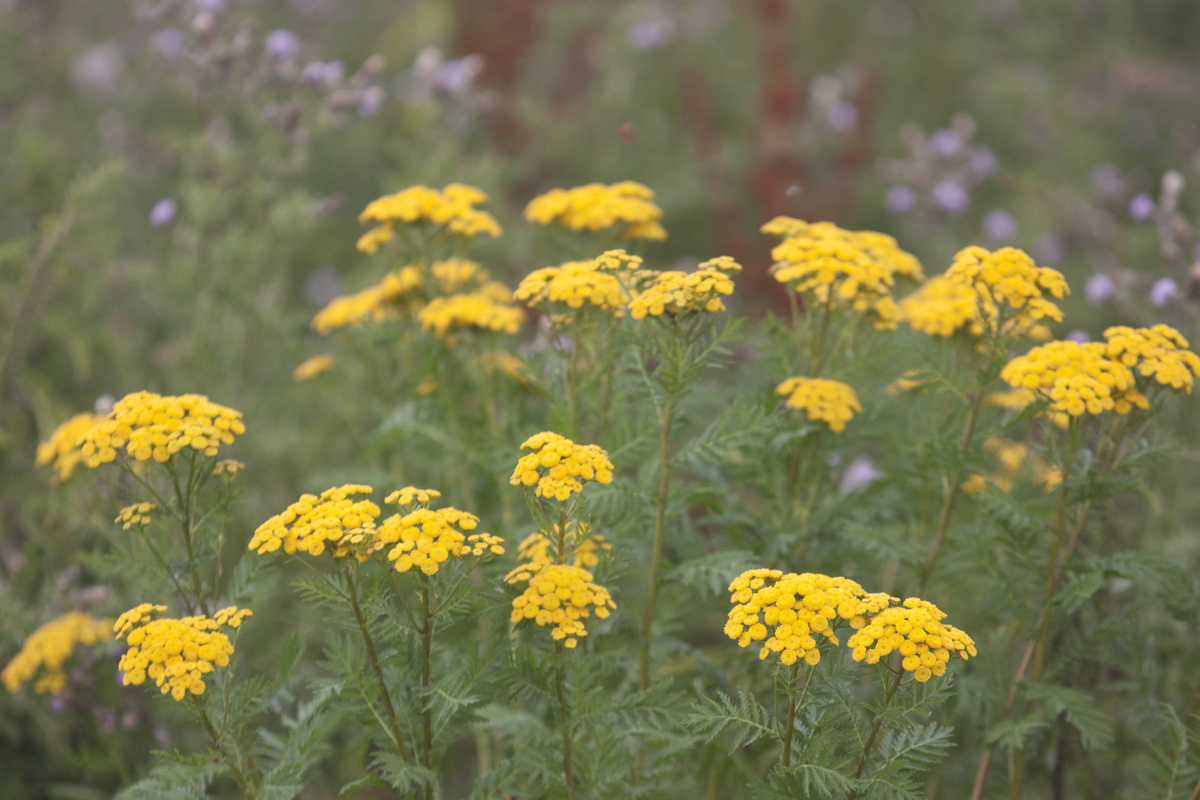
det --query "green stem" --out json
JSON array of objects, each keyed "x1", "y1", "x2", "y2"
[
  {"x1": 347, "y1": 568, "x2": 413, "y2": 762},
  {"x1": 197, "y1": 706, "x2": 254, "y2": 799},
  {"x1": 782, "y1": 662, "x2": 817, "y2": 767},
  {"x1": 599, "y1": 320, "x2": 617, "y2": 442},
  {"x1": 811, "y1": 297, "x2": 834, "y2": 377},
  {"x1": 421, "y1": 575, "x2": 434, "y2": 800},
  {"x1": 847, "y1": 669, "x2": 904, "y2": 800},
  {"x1": 639, "y1": 392, "x2": 674, "y2": 692},
  {"x1": 555, "y1": 643, "x2": 578, "y2": 800}
]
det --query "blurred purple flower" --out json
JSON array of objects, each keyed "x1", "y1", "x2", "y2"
[
  {"x1": 1089, "y1": 163, "x2": 1122, "y2": 197},
  {"x1": 265, "y1": 30, "x2": 300, "y2": 59},
  {"x1": 358, "y1": 86, "x2": 385, "y2": 116},
  {"x1": 434, "y1": 56, "x2": 482, "y2": 94},
  {"x1": 827, "y1": 102, "x2": 859, "y2": 132},
  {"x1": 932, "y1": 181, "x2": 969, "y2": 214},
  {"x1": 304, "y1": 268, "x2": 343, "y2": 307},
  {"x1": 115, "y1": 669, "x2": 125, "y2": 686},
  {"x1": 1032, "y1": 234, "x2": 1064, "y2": 266},
  {"x1": 155, "y1": 28, "x2": 186, "y2": 59},
  {"x1": 969, "y1": 146, "x2": 997, "y2": 176},
  {"x1": 983, "y1": 209, "x2": 1018, "y2": 241},
  {"x1": 94, "y1": 708, "x2": 117, "y2": 734},
  {"x1": 94, "y1": 395, "x2": 115, "y2": 415},
  {"x1": 1084, "y1": 274, "x2": 1114, "y2": 304},
  {"x1": 1129, "y1": 193, "x2": 1154, "y2": 220},
  {"x1": 1150, "y1": 278, "x2": 1178, "y2": 307},
  {"x1": 194, "y1": 0, "x2": 225, "y2": 11},
  {"x1": 827, "y1": 452, "x2": 842, "y2": 467},
  {"x1": 1066, "y1": 329, "x2": 1091, "y2": 343},
  {"x1": 841, "y1": 457, "x2": 883, "y2": 493},
  {"x1": 72, "y1": 43, "x2": 124, "y2": 98},
  {"x1": 149, "y1": 199, "x2": 177, "y2": 228},
  {"x1": 929, "y1": 129, "x2": 963, "y2": 158},
  {"x1": 628, "y1": 19, "x2": 677, "y2": 50},
  {"x1": 885, "y1": 185, "x2": 916, "y2": 214},
  {"x1": 50, "y1": 695, "x2": 66, "y2": 714},
  {"x1": 302, "y1": 61, "x2": 344, "y2": 87}
]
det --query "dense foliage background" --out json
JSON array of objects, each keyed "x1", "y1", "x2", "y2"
[{"x1": 3, "y1": 0, "x2": 1200, "y2": 798}]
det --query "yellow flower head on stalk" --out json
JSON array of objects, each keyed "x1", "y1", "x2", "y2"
[
  {"x1": 311, "y1": 267, "x2": 424, "y2": 334},
  {"x1": 886, "y1": 369, "x2": 936, "y2": 396},
  {"x1": 985, "y1": 387, "x2": 1037, "y2": 410},
  {"x1": 2, "y1": 612, "x2": 114, "y2": 694},
  {"x1": 417, "y1": 292, "x2": 525, "y2": 337},
  {"x1": 504, "y1": 523, "x2": 612, "y2": 584},
  {"x1": 475, "y1": 350, "x2": 530, "y2": 383},
  {"x1": 247, "y1": 484, "x2": 381, "y2": 558},
  {"x1": 1000, "y1": 340, "x2": 1149, "y2": 429},
  {"x1": 510, "y1": 432, "x2": 614, "y2": 501},
  {"x1": 847, "y1": 597, "x2": 976, "y2": 682},
  {"x1": 115, "y1": 502, "x2": 156, "y2": 530},
  {"x1": 78, "y1": 392, "x2": 245, "y2": 468},
  {"x1": 357, "y1": 183, "x2": 502, "y2": 252},
  {"x1": 293, "y1": 354, "x2": 335, "y2": 381},
  {"x1": 776, "y1": 377, "x2": 862, "y2": 433},
  {"x1": 724, "y1": 569, "x2": 895, "y2": 667},
  {"x1": 380, "y1": 487, "x2": 503, "y2": 576},
  {"x1": 509, "y1": 563, "x2": 616, "y2": 648},
  {"x1": 212, "y1": 459, "x2": 244, "y2": 476},
  {"x1": 1103, "y1": 324, "x2": 1200, "y2": 393},
  {"x1": 115, "y1": 604, "x2": 250, "y2": 701},
  {"x1": 36, "y1": 412, "x2": 99, "y2": 484},
  {"x1": 628, "y1": 264, "x2": 738, "y2": 319},
  {"x1": 899, "y1": 276, "x2": 979, "y2": 337},
  {"x1": 762, "y1": 218, "x2": 924, "y2": 329},
  {"x1": 524, "y1": 181, "x2": 667, "y2": 240},
  {"x1": 515, "y1": 257, "x2": 632, "y2": 317},
  {"x1": 429, "y1": 257, "x2": 490, "y2": 294}
]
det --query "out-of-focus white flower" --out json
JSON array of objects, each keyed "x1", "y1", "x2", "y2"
[
  {"x1": 827, "y1": 101, "x2": 859, "y2": 131},
  {"x1": 1085, "y1": 274, "x2": 1114, "y2": 304},
  {"x1": 149, "y1": 199, "x2": 177, "y2": 228},
  {"x1": 841, "y1": 457, "x2": 883, "y2": 493},
  {"x1": 155, "y1": 28, "x2": 186, "y2": 59},
  {"x1": 1150, "y1": 277, "x2": 1178, "y2": 307},
  {"x1": 72, "y1": 43, "x2": 124, "y2": 98},
  {"x1": 358, "y1": 86, "x2": 385, "y2": 116},
  {"x1": 95, "y1": 395, "x2": 115, "y2": 415},
  {"x1": 1066, "y1": 330, "x2": 1091, "y2": 343}
]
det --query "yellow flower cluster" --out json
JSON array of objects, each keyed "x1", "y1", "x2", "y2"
[
  {"x1": 515, "y1": 257, "x2": 631, "y2": 316},
  {"x1": 1103, "y1": 325, "x2": 1200, "y2": 393},
  {"x1": 510, "y1": 432, "x2": 614, "y2": 501},
  {"x1": 115, "y1": 604, "x2": 250, "y2": 701},
  {"x1": 247, "y1": 484, "x2": 381, "y2": 557},
  {"x1": 961, "y1": 437, "x2": 1061, "y2": 495},
  {"x1": 213, "y1": 459, "x2": 244, "y2": 476},
  {"x1": 847, "y1": 598, "x2": 976, "y2": 682},
  {"x1": 524, "y1": 181, "x2": 667, "y2": 240},
  {"x1": 430, "y1": 257, "x2": 490, "y2": 293},
  {"x1": 417, "y1": 292, "x2": 525, "y2": 337},
  {"x1": 509, "y1": 564, "x2": 615, "y2": 648},
  {"x1": 762, "y1": 218, "x2": 924, "y2": 329},
  {"x1": 776, "y1": 377, "x2": 861, "y2": 433},
  {"x1": 36, "y1": 413, "x2": 99, "y2": 484},
  {"x1": 504, "y1": 525, "x2": 612, "y2": 584},
  {"x1": 628, "y1": 261, "x2": 739, "y2": 319},
  {"x1": 899, "y1": 276, "x2": 978, "y2": 337},
  {"x1": 357, "y1": 184, "x2": 502, "y2": 253},
  {"x1": 382, "y1": 506, "x2": 498, "y2": 576},
  {"x1": 475, "y1": 350, "x2": 530, "y2": 383},
  {"x1": 1000, "y1": 340, "x2": 1149, "y2": 428},
  {"x1": 116, "y1": 502, "x2": 156, "y2": 530},
  {"x1": 311, "y1": 267, "x2": 423, "y2": 334},
  {"x1": 723, "y1": 569, "x2": 895, "y2": 667},
  {"x1": 2, "y1": 612, "x2": 114, "y2": 694},
  {"x1": 293, "y1": 354, "x2": 335, "y2": 381},
  {"x1": 79, "y1": 392, "x2": 245, "y2": 468}
]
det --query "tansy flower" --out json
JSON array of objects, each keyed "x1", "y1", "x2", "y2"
[
  {"x1": 380, "y1": 488, "x2": 503, "y2": 575},
  {"x1": 899, "y1": 276, "x2": 978, "y2": 337},
  {"x1": 847, "y1": 597, "x2": 976, "y2": 682},
  {"x1": 2, "y1": 612, "x2": 114, "y2": 694},
  {"x1": 115, "y1": 502, "x2": 156, "y2": 530},
  {"x1": 1000, "y1": 340, "x2": 1149, "y2": 428},
  {"x1": 628, "y1": 264, "x2": 738, "y2": 319},
  {"x1": 723, "y1": 569, "x2": 895, "y2": 667},
  {"x1": 36, "y1": 412, "x2": 99, "y2": 484},
  {"x1": 509, "y1": 563, "x2": 616, "y2": 648},
  {"x1": 115, "y1": 605, "x2": 250, "y2": 701},
  {"x1": 504, "y1": 523, "x2": 612, "y2": 584},
  {"x1": 357, "y1": 183, "x2": 502, "y2": 252},
  {"x1": 311, "y1": 267, "x2": 423, "y2": 334},
  {"x1": 1102, "y1": 324, "x2": 1200, "y2": 393},
  {"x1": 510, "y1": 432, "x2": 613, "y2": 502},
  {"x1": 417, "y1": 292, "x2": 524, "y2": 337},
  {"x1": 212, "y1": 459, "x2": 244, "y2": 476},
  {"x1": 475, "y1": 350, "x2": 530, "y2": 383},
  {"x1": 985, "y1": 387, "x2": 1037, "y2": 410},
  {"x1": 515, "y1": 255, "x2": 633, "y2": 316},
  {"x1": 886, "y1": 369, "x2": 935, "y2": 396},
  {"x1": 293, "y1": 354, "x2": 335, "y2": 381},
  {"x1": 776, "y1": 377, "x2": 862, "y2": 432},
  {"x1": 248, "y1": 484, "x2": 381, "y2": 558},
  {"x1": 78, "y1": 392, "x2": 245, "y2": 468},
  {"x1": 430, "y1": 258, "x2": 491, "y2": 294},
  {"x1": 524, "y1": 181, "x2": 666, "y2": 240}
]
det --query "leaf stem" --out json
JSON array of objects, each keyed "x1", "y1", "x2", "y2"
[
  {"x1": 421, "y1": 574, "x2": 434, "y2": 800},
  {"x1": 555, "y1": 642, "x2": 578, "y2": 800},
  {"x1": 639, "y1": 389, "x2": 674, "y2": 692},
  {"x1": 782, "y1": 662, "x2": 817, "y2": 767},
  {"x1": 347, "y1": 566, "x2": 412, "y2": 762},
  {"x1": 847, "y1": 667, "x2": 904, "y2": 800},
  {"x1": 196, "y1": 705, "x2": 254, "y2": 799}
]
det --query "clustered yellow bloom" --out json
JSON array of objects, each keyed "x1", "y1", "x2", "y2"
[
  {"x1": 1001, "y1": 340, "x2": 1149, "y2": 428},
  {"x1": 36, "y1": 413, "x2": 99, "y2": 484},
  {"x1": 847, "y1": 598, "x2": 976, "y2": 682},
  {"x1": 509, "y1": 563, "x2": 615, "y2": 648},
  {"x1": 381, "y1": 499, "x2": 499, "y2": 576},
  {"x1": 961, "y1": 437, "x2": 1060, "y2": 495},
  {"x1": 628, "y1": 261, "x2": 739, "y2": 319},
  {"x1": 1103, "y1": 325, "x2": 1200, "y2": 393},
  {"x1": 763, "y1": 218, "x2": 924, "y2": 330},
  {"x1": 2, "y1": 612, "x2": 114, "y2": 694},
  {"x1": 78, "y1": 392, "x2": 245, "y2": 467},
  {"x1": 247, "y1": 484, "x2": 380, "y2": 557},
  {"x1": 776, "y1": 377, "x2": 861, "y2": 433},
  {"x1": 115, "y1": 604, "x2": 250, "y2": 701},
  {"x1": 357, "y1": 184, "x2": 502, "y2": 253},
  {"x1": 515, "y1": 253, "x2": 635, "y2": 316},
  {"x1": 475, "y1": 350, "x2": 530, "y2": 383},
  {"x1": 417, "y1": 292, "x2": 525, "y2": 337},
  {"x1": 213, "y1": 459, "x2": 244, "y2": 476},
  {"x1": 293, "y1": 354, "x2": 335, "y2": 381},
  {"x1": 899, "y1": 276, "x2": 978, "y2": 337},
  {"x1": 116, "y1": 502, "x2": 156, "y2": 530},
  {"x1": 430, "y1": 258, "x2": 490, "y2": 293},
  {"x1": 504, "y1": 524, "x2": 612, "y2": 584},
  {"x1": 723, "y1": 570, "x2": 895, "y2": 667},
  {"x1": 524, "y1": 181, "x2": 667, "y2": 240},
  {"x1": 311, "y1": 267, "x2": 423, "y2": 334},
  {"x1": 510, "y1": 432, "x2": 614, "y2": 501}
]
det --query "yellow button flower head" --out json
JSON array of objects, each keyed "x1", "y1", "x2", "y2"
[
  {"x1": 357, "y1": 183, "x2": 502, "y2": 253},
  {"x1": 2, "y1": 612, "x2": 114, "y2": 694},
  {"x1": 417, "y1": 292, "x2": 525, "y2": 337},
  {"x1": 1103, "y1": 324, "x2": 1200, "y2": 393},
  {"x1": 900, "y1": 276, "x2": 979, "y2": 337},
  {"x1": 115, "y1": 604, "x2": 250, "y2": 701},
  {"x1": 78, "y1": 392, "x2": 245, "y2": 468},
  {"x1": 504, "y1": 523, "x2": 612, "y2": 584},
  {"x1": 847, "y1": 597, "x2": 976, "y2": 682},
  {"x1": 510, "y1": 432, "x2": 614, "y2": 501},
  {"x1": 115, "y1": 502, "x2": 156, "y2": 530},
  {"x1": 985, "y1": 387, "x2": 1037, "y2": 410},
  {"x1": 379, "y1": 487, "x2": 503, "y2": 576},
  {"x1": 36, "y1": 412, "x2": 99, "y2": 484},
  {"x1": 776, "y1": 377, "x2": 862, "y2": 433},
  {"x1": 524, "y1": 181, "x2": 667, "y2": 240},
  {"x1": 509, "y1": 563, "x2": 616, "y2": 648},
  {"x1": 212, "y1": 459, "x2": 244, "y2": 476},
  {"x1": 248, "y1": 484, "x2": 381, "y2": 558},
  {"x1": 628, "y1": 261, "x2": 739, "y2": 319},
  {"x1": 311, "y1": 267, "x2": 424, "y2": 334},
  {"x1": 293, "y1": 354, "x2": 335, "y2": 381},
  {"x1": 515, "y1": 251, "x2": 640, "y2": 317},
  {"x1": 430, "y1": 257, "x2": 491, "y2": 293},
  {"x1": 724, "y1": 569, "x2": 895, "y2": 667},
  {"x1": 1000, "y1": 340, "x2": 1149, "y2": 428}
]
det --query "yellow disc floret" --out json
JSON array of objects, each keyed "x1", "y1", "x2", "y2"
[
  {"x1": 504, "y1": 523, "x2": 612, "y2": 584},
  {"x1": 509, "y1": 563, "x2": 616, "y2": 648},
  {"x1": 357, "y1": 183, "x2": 502, "y2": 251},
  {"x1": 899, "y1": 276, "x2": 979, "y2": 337},
  {"x1": 847, "y1": 597, "x2": 976, "y2": 682},
  {"x1": 311, "y1": 267, "x2": 423, "y2": 334},
  {"x1": 628, "y1": 265, "x2": 737, "y2": 319},
  {"x1": 2, "y1": 612, "x2": 114, "y2": 694},
  {"x1": 524, "y1": 181, "x2": 666, "y2": 240},
  {"x1": 293, "y1": 354, "x2": 335, "y2": 381},
  {"x1": 35, "y1": 413, "x2": 99, "y2": 484},
  {"x1": 78, "y1": 392, "x2": 245, "y2": 468},
  {"x1": 510, "y1": 432, "x2": 614, "y2": 502},
  {"x1": 417, "y1": 292, "x2": 525, "y2": 337},
  {"x1": 114, "y1": 605, "x2": 249, "y2": 701},
  {"x1": 248, "y1": 484, "x2": 381, "y2": 558},
  {"x1": 378, "y1": 487, "x2": 504, "y2": 576},
  {"x1": 1000, "y1": 340, "x2": 1149, "y2": 428},
  {"x1": 776, "y1": 377, "x2": 862, "y2": 433},
  {"x1": 115, "y1": 502, "x2": 156, "y2": 530},
  {"x1": 1102, "y1": 324, "x2": 1200, "y2": 393},
  {"x1": 515, "y1": 253, "x2": 635, "y2": 316}
]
